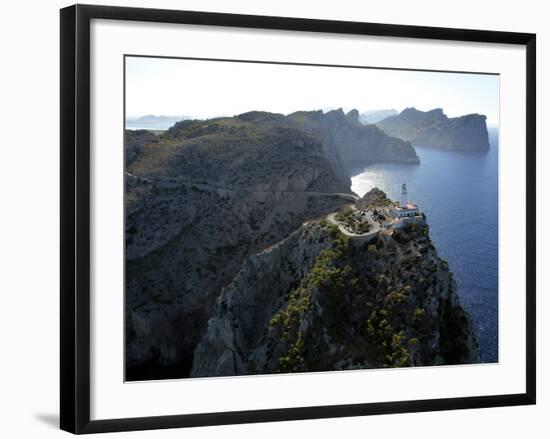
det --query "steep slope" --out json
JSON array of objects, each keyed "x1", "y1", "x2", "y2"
[
  {"x1": 125, "y1": 110, "x2": 422, "y2": 380},
  {"x1": 125, "y1": 114, "x2": 352, "y2": 379},
  {"x1": 288, "y1": 108, "x2": 419, "y2": 173},
  {"x1": 192, "y1": 190, "x2": 479, "y2": 377},
  {"x1": 377, "y1": 107, "x2": 490, "y2": 151}
]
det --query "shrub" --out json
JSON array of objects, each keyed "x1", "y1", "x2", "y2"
[
  {"x1": 413, "y1": 308, "x2": 426, "y2": 321},
  {"x1": 357, "y1": 222, "x2": 371, "y2": 234}
]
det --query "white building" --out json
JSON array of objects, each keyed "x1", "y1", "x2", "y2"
[{"x1": 390, "y1": 183, "x2": 420, "y2": 218}]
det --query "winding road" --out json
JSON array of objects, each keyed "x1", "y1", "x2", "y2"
[
  {"x1": 129, "y1": 173, "x2": 360, "y2": 202},
  {"x1": 326, "y1": 208, "x2": 381, "y2": 240}
]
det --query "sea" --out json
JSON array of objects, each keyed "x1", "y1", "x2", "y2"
[{"x1": 350, "y1": 127, "x2": 499, "y2": 363}]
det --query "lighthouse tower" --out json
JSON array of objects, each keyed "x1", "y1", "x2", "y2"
[
  {"x1": 390, "y1": 182, "x2": 420, "y2": 220},
  {"x1": 400, "y1": 183, "x2": 408, "y2": 208}
]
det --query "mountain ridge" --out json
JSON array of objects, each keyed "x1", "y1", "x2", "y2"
[{"x1": 376, "y1": 107, "x2": 490, "y2": 151}]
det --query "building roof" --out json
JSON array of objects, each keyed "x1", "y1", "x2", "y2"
[{"x1": 394, "y1": 203, "x2": 418, "y2": 211}]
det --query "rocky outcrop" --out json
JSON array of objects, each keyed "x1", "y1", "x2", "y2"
[
  {"x1": 355, "y1": 187, "x2": 392, "y2": 210},
  {"x1": 191, "y1": 191, "x2": 479, "y2": 377},
  {"x1": 376, "y1": 107, "x2": 490, "y2": 151}
]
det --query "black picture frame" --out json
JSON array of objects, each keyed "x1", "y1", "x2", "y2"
[{"x1": 60, "y1": 4, "x2": 536, "y2": 434}]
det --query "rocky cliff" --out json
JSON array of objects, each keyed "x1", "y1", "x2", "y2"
[
  {"x1": 125, "y1": 111, "x2": 421, "y2": 380},
  {"x1": 376, "y1": 107, "x2": 490, "y2": 151},
  {"x1": 288, "y1": 109, "x2": 419, "y2": 174},
  {"x1": 191, "y1": 190, "x2": 479, "y2": 377},
  {"x1": 125, "y1": 114, "x2": 354, "y2": 379}
]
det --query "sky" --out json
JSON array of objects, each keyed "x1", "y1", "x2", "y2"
[{"x1": 125, "y1": 56, "x2": 499, "y2": 125}]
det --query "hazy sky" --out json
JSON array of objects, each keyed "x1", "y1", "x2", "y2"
[{"x1": 125, "y1": 56, "x2": 499, "y2": 125}]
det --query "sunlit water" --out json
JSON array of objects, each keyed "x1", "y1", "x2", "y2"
[{"x1": 350, "y1": 128, "x2": 499, "y2": 363}]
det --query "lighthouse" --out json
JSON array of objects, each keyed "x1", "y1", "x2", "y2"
[
  {"x1": 400, "y1": 183, "x2": 408, "y2": 208},
  {"x1": 390, "y1": 183, "x2": 420, "y2": 220}
]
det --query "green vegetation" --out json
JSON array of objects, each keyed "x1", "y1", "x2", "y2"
[
  {"x1": 361, "y1": 282, "x2": 420, "y2": 368},
  {"x1": 386, "y1": 331, "x2": 411, "y2": 367},
  {"x1": 163, "y1": 118, "x2": 265, "y2": 141},
  {"x1": 270, "y1": 226, "x2": 356, "y2": 372},
  {"x1": 127, "y1": 112, "x2": 349, "y2": 195},
  {"x1": 392, "y1": 222, "x2": 428, "y2": 244},
  {"x1": 335, "y1": 207, "x2": 355, "y2": 225},
  {"x1": 268, "y1": 221, "x2": 473, "y2": 372},
  {"x1": 335, "y1": 207, "x2": 370, "y2": 234},
  {"x1": 356, "y1": 221, "x2": 371, "y2": 234},
  {"x1": 318, "y1": 218, "x2": 329, "y2": 228},
  {"x1": 413, "y1": 307, "x2": 426, "y2": 321},
  {"x1": 269, "y1": 285, "x2": 310, "y2": 372}
]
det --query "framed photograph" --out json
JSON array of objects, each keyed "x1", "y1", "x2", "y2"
[{"x1": 60, "y1": 4, "x2": 536, "y2": 434}]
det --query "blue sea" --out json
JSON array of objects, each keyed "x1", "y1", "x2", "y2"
[{"x1": 351, "y1": 128, "x2": 499, "y2": 363}]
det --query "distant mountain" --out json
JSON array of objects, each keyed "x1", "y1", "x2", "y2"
[
  {"x1": 359, "y1": 109, "x2": 398, "y2": 125},
  {"x1": 126, "y1": 115, "x2": 190, "y2": 130},
  {"x1": 287, "y1": 108, "x2": 419, "y2": 175},
  {"x1": 376, "y1": 108, "x2": 490, "y2": 151}
]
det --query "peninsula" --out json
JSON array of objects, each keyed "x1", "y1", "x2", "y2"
[
  {"x1": 376, "y1": 107, "x2": 490, "y2": 151},
  {"x1": 192, "y1": 187, "x2": 479, "y2": 377}
]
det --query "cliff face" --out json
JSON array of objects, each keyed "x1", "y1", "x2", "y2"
[
  {"x1": 191, "y1": 191, "x2": 479, "y2": 377},
  {"x1": 125, "y1": 112, "x2": 422, "y2": 379},
  {"x1": 288, "y1": 109, "x2": 419, "y2": 174},
  {"x1": 377, "y1": 108, "x2": 490, "y2": 151}
]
